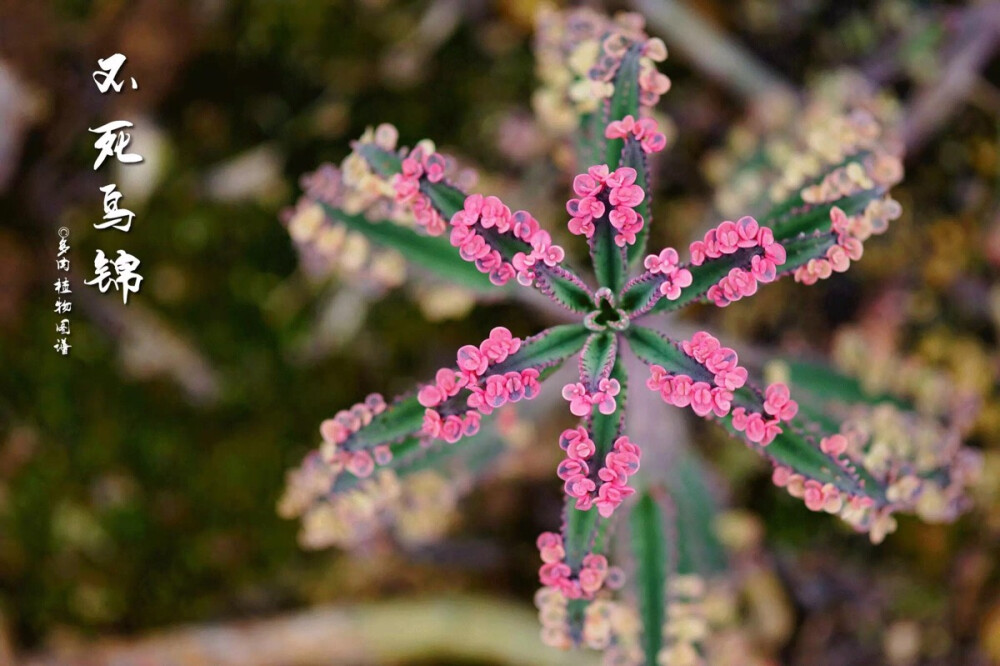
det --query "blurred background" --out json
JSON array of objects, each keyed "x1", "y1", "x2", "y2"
[{"x1": 1, "y1": 0, "x2": 999, "y2": 664}]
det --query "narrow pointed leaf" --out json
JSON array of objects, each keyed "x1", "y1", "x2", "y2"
[
  {"x1": 317, "y1": 203, "x2": 494, "y2": 290},
  {"x1": 357, "y1": 142, "x2": 595, "y2": 312},
  {"x1": 490, "y1": 324, "x2": 591, "y2": 375},
  {"x1": 781, "y1": 358, "x2": 907, "y2": 408},
  {"x1": 586, "y1": 44, "x2": 642, "y2": 293},
  {"x1": 605, "y1": 46, "x2": 641, "y2": 168},
  {"x1": 621, "y1": 230, "x2": 836, "y2": 317},
  {"x1": 344, "y1": 324, "x2": 588, "y2": 452},
  {"x1": 667, "y1": 451, "x2": 728, "y2": 576},
  {"x1": 332, "y1": 428, "x2": 506, "y2": 495},
  {"x1": 590, "y1": 216, "x2": 626, "y2": 295},
  {"x1": 625, "y1": 326, "x2": 890, "y2": 506},
  {"x1": 630, "y1": 490, "x2": 669, "y2": 666},
  {"x1": 579, "y1": 331, "x2": 618, "y2": 389}
]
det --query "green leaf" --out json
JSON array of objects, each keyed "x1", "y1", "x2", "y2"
[
  {"x1": 563, "y1": 502, "x2": 601, "y2": 570},
  {"x1": 535, "y1": 268, "x2": 596, "y2": 314},
  {"x1": 333, "y1": 428, "x2": 506, "y2": 494},
  {"x1": 768, "y1": 188, "x2": 882, "y2": 243},
  {"x1": 630, "y1": 491, "x2": 669, "y2": 666},
  {"x1": 562, "y1": 355, "x2": 626, "y2": 568},
  {"x1": 346, "y1": 325, "x2": 587, "y2": 451},
  {"x1": 624, "y1": 326, "x2": 889, "y2": 505},
  {"x1": 420, "y1": 178, "x2": 468, "y2": 220},
  {"x1": 317, "y1": 203, "x2": 495, "y2": 290},
  {"x1": 621, "y1": 230, "x2": 837, "y2": 317},
  {"x1": 344, "y1": 393, "x2": 425, "y2": 450},
  {"x1": 588, "y1": 355, "x2": 626, "y2": 459},
  {"x1": 576, "y1": 111, "x2": 605, "y2": 171},
  {"x1": 590, "y1": 217, "x2": 627, "y2": 295},
  {"x1": 588, "y1": 46, "x2": 642, "y2": 294},
  {"x1": 622, "y1": 326, "x2": 708, "y2": 380},
  {"x1": 605, "y1": 46, "x2": 641, "y2": 168},
  {"x1": 781, "y1": 358, "x2": 908, "y2": 409},
  {"x1": 491, "y1": 324, "x2": 591, "y2": 375},
  {"x1": 579, "y1": 331, "x2": 618, "y2": 388},
  {"x1": 358, "y1": 142, "x2": 403, "y2": 176},
  {"x1": 666, "y1": 452, "x2": 728, "y2": 577},
  {"x1": 725, "y1": 388, "x2": 888, "y2": 504},
  {"x1": 357, "y1": 142, "x2": 595, "y2": 310}
]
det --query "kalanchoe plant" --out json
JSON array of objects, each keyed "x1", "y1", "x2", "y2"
[{"x1": 280, "y1": 9, "x2": 979, "y2": 664}]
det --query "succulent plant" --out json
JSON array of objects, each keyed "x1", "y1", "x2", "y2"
[{"x1": 279, "y1": 8, "x2": 979, "y2": 664}]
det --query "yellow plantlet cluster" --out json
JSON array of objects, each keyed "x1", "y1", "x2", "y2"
[
  {"x1": 704, "y1": 71, "x2": 903, "y2": 219},
  {"x1": 533, "y1": 7, "x2": 667, "y2": 135},
  {"x1": 280, "y1": 463, "x2": 465, "y2": 550},
  {"x1": 843, "y1": 404, "x2": 981, "y2": 529},
  {"x1": 657, "y1": 575, "x2": 708, "y2": 666}
]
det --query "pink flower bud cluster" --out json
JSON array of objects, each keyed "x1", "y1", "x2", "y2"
[
  {"x1": 318, "y1": 394, "x2": 388, "y2": 479},
  {"x1": 451, "y1": 194, "x2": 566, "y2": 287},
  {"x1": 567, "y1": 165, "x2": 646, "y2": 247},
  {"x1": 646, "y1": 332, "x2": 746, "y2": 419},
  {"x1": 561, "y1": 378, "x2": 621, "y2": 417},
  {"x1": 418, "y1": 327, "x2": 540, "y2": 444},
  {"x1": 537, "y1": 532, "x2": 611, "y2": 599},
  {"x1": 729, "y1": 382, "x2": 798, "y2": 447},
  {"x1": 688, "y1": 216, "x2": 787, "y2": 307},
  {"x1": 794, "y1": 205, "x2": 874, "y2": 285},
  {"x1": 643, "y1": 247, "x2": 693, "y2": 300},
  {"x1": 772, "y1": 465, "x2": 870, "y2": 515},
  {"x1": 556, "y1": 427, "x2": 641, "y2": 517},
  {"x1": 590, "y1": 32, "x2": 670, "y2": 108},
  {"x1": 604, "y1": 114, "x2": 667, "y2": 154},
  {"x1": 392, "y1": 146, "x2": 449, "y2": 236}
]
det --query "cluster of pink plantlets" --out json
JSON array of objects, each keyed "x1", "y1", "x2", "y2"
[
  {"x1": 392, "y1": 145, "x2": 449, "y2": 235},
  {"x1": 318, "y1": 394, "x2": 387, "y2": 478},
  {"x1": 689, "y1": 216, "x2": 787, "y2": 306},
  {"x1": 794, "y1": 202, "x2": 897, "y2": 284},
  {"x1": 418, "y1": 327, "x2": 536, "y2": 443},
  {"x1": 604, "y1": 114, "x2": 668, "y2": 154},
  {"x1": 537, "y1": 532, "x2": 615, "y2": 599},
  {"x1": 567, "y1": 165, "x2": 647, "y2": 247},
  {"x1": 451, "y1": 195, "x2": 566, "y2": 287},
  {"x1": 593, "y1": 32, "x2": 671, "y2": 107},
  {"x1": 279, "y1": 7, "x2": 980, "y2": 662},
  {"x1": 556, "y1": 427, "x2": 641, "y2": 516},
  {"x1": 642, "y1": 247, "x2": 692, "y2": 300},
  {"x1": 561, "y1": 378, "x2": 622, "y2": 417},
  {"x1": 726, "y1": 382, "x2": 801, "y2": 446}
]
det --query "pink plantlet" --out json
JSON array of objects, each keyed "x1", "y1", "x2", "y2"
[
  {"x1": 605, "y1": 114, "x2": 667, "y2": 154},
  {"x1": 373, "y1": 444, "x2": 393, "y2": 466},
  {"x1": 763, "y1": 383, "x2": 799, "y2": 422},
  {"x1": 345, "y1": 450, "x2": 375, "y2": 478},
  {"x1": 560, "y1": 426, "x2": 597, "y2": 460},
  {"x1": 820, "y1": 433, "x2": 849, "y2": 456}
]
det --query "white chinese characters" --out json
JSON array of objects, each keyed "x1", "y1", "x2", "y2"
[
  {"x1": 54, "y1": 227, "x2": 72, "y2": 355},
  {"x1": 84, "y1": 54, "x2": 144, "y2": 307},
  {"x1": 83, "y1": 250, "x2": 144, "y2": 304}
]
